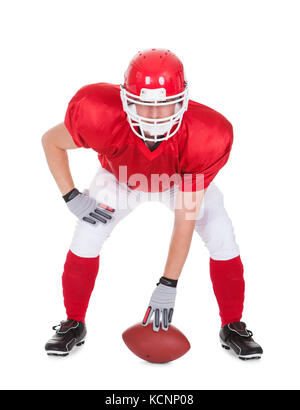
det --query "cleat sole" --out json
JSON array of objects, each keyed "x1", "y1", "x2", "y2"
[
  {"x1": 220, "y1": 338, "x2": 262, "y2": 360},
  {"x1": 239, "y1": 355, "x2": 262, "y2": 361},
  {"x1": 46, "y1": 339, "x2": 85, "y2": 357},
  {"x1": 47, "y1": 352, "x2": 69, "y2": 357}
]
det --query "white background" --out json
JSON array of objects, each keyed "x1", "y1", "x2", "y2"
[{"x1": 1, "y1": 0, "x2": 300, "y2": 390}]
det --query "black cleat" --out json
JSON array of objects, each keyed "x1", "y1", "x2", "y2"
[
  {"x1": 219, "y1": 322, "x2": 263, "y2": 360},
  {"x1": 45, "y1": 319, "x2": 87, "y2": 357}
]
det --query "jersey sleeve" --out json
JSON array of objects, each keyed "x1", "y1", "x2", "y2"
[
  {"x1": 64, "y1": 95, "x2": 90, "y2": 148},
  {"x1": 64, "y1": 83, "x2": 122, "y2": 152},
  {"x1": 179, "y1": 118, "x2": 233, "y2": 192}
]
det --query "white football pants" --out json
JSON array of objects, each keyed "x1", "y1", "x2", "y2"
[{"x1": 70, "y1": 166, "x2": 240, "y2": 261}]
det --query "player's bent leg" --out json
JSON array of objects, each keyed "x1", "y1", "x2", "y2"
[
  {"x1": 66, "y1": 166, "x2": 140, "y2": 318},
  {"x1": 211, "y1": 255, "x2": 263, "y2": 360},
  {"x1": 195, "y1": 182, "x2": 240, "y2": 261},
  {"x1": 209, "y1": 256, "x2": 245, "y2": 327},
  {"x1": 195, "y1": 183, "x2": 263, "y2": 359},
  {"x1": 46, "y1": 228, "x2": 121, "y2": 357},
  {"x1": 194, "y1": 183, "x2": 243, "y2": 323},
  {"x1": 62, "y1": 249, "x2": 100, "y2": 323},
  {"x1": 46, "y1": 167, "x2": 140, "y2": 357},
  {"x1": 45, "y1": 228, "x2": 103, "y2": 357}
]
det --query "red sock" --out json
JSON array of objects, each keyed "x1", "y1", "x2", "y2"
[
  {"x1": 210, "y1": 255, "x2": 245, "y2": 327},
  {"x1": 62, "y1": 250, "x2": 100, "y2": 323}
]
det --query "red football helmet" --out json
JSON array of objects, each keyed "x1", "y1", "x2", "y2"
[{"x1": 120, "y1": 49, "x2": 189, "y2": 142}]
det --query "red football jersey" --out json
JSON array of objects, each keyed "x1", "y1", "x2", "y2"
[{"x1": 64, "y1": 83, "x2": 233, "y2": 193}]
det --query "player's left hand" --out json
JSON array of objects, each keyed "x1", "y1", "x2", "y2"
[{"x1": 142, "y1": 277, "x2": 178, "y2": 332}]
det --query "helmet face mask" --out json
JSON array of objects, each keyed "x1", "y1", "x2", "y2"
[
  {"x1": 120, "y1": 49, "x2": 189, "y2": 142},
  {"x1": 120, "y1": 86, "x2": 189, "y2": 142}
]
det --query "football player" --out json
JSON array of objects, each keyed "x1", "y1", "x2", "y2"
[{"x1": 42, "y1": 49, "x2": 263, "y2": 360}]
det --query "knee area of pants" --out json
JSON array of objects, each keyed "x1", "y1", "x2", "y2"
[
  {"x1": 204, "y1": 183, "x2": 224, "y2": 202},
  {"x1": 196, "y1": 217, "x2": 235, "y2": 238},
  {"x1": 202, "y1": 221, "x2": 240, "y2": 260}
]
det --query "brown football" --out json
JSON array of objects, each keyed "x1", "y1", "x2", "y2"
[{"x1": 122, "y1": 322, "x2": 191, "y2": 363}]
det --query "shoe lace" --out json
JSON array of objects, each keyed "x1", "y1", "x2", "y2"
[
  {"x1": 52, "y1": 324, "x2": 61, "y2": 332},
  {"x1": 246, "y1": 330, "x2": 253, "y2": 338},
  {"x1": 230, "y1": 322, "x2": 253, "y2": 338}
]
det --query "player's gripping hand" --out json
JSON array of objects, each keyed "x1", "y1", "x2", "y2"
[
  {"x1": 63, "y1": 188, "x2": 115, "y2": 226},
  {"x1": 142, "y1": 277, "x2": 178, "y2": 332}
]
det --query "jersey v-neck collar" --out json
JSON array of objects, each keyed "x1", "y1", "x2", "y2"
[
  {"x1": 135, "y1": 135, "x2": 167, "y2": 161},
  {"x1": 143, "y1": 140, "x2": 163, "y2": 152}
]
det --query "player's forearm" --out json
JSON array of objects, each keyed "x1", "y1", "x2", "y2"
[
  {"x1": 42, "y1": 135, "x2": 75, "y2": 196},
  {"x1": 163, "y1": 220, "x2": 196, "y2": 280},
  {"x1": 163, "y1": 189, "x2": 205, "y2": 280}
]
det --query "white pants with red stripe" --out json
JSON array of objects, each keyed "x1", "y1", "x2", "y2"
[{"x1": 69, "y1": 166, "x2": 240, "y2": 261}]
